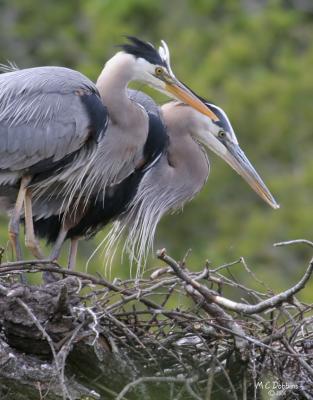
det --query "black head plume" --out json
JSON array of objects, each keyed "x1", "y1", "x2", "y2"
[
  {"x1": 204, "y1": 102, "x2": 234, "y2": 132},
  {"x1": 120, "y1": 36, "x2": 167, "y2": 67}
]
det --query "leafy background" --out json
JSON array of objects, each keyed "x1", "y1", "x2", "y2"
[{"x1": 0, "y1": 0, "x2": 312, "y2": 301}]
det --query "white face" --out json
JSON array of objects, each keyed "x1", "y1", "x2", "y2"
[
  {"x1": 192, "y1": 106, "x2": 238, "y2": 158},
  {"x1": 132, "y1": 58, "x2": 168, "y2": 93},
  {"x1": 190, "y1": 104, "x2": 279, "y2": 209},
  {"x1": 210, "y1": 104, "x2": 238, "y2": 145},
  {"x1": 125, "y1": 49, "x2": 221, "y2": 122}
]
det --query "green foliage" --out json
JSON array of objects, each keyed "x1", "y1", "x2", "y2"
[{"x1": 0, "y1": 0, "x2": 312, "y2": 295}]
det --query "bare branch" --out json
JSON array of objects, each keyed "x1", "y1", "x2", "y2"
[
  {"x1": 274, "y1": 239, "x2": 313, "y2": 248},
  {"x1": 157, "y1": 250, "x2": 313, "y2": 315},
  {"x1": 116, "y1": 375, "x2": 199, "y2": 400}
]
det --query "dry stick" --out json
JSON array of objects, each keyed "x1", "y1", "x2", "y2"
[
  {"x1": 205, "y1": 357, "x2": 215, "y2": 400},
  {"x1": 274, "y1": 239, "x2": 313, "y2": 248},
  {"x1": 1, "y1": 263, "x2": 309, "y2": 359},
  {"x1": 212, "y1": 272, "x2": 269, "y2": 299},
  {"x1": 185, "y1": 381, "x2": 203, "y2": 400},
  {"x1": 282, "y1": 338, "x2": 313, "y2": 378},
  {"x1": 144, "y1": 283, "x2": 176, "y2": 332},
  {"x1": 157, "y1": 250, "x2": 313, "y2": 315},
  {"x1": 239, "y1": 256, "x2": 273, "y2": 293},
  {"x1": 1, "y1": 255, "x2": 310, "y2": 357},
  {"x1": 1, "y1": 264, "x2": 207, "y2": 338},
  {"x1": 116, "y1": 375, "x2": 198, "y2": 400},
  {"x1": 156, "y1": 250, "x2": 313, "y2": 357},
  {"x1": 0, "y1": 259, "x2": 61, "y2": 268},
  {"x1": 203, "y1": 349, "x2": 239, "y2": 400},
  {"x1": 105, "y1": 277, "x2": 179, "y2": 313},
  {"x1": 211, "y1": 259, "x2": 242, "y2": 273},
  {"x1": 56, "y1": 323, "x2": 86, "y2": 396},
  {"x1": 0, "y1": 283, "x2": 70, "y2": 399},
  {"x1": 3, "y1": 247, "x2": 312, "y2": 397},
  {"x1": 16, "y1": 298, "x2": 71, "y2": 400},
  {"x1": 0, "y1": 263, "x2": 164, "y2": 311},
  {"x1": 77, "y1": 271, "x2": 308, "y2": 358},
  {"x1": 103, "y1": 312, "x2": 147, "y2": 349},
  {"x1": 185, "y1": 285, "x2": 249, "y2": 353}
]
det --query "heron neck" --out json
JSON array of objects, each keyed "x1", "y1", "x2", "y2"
[{"x1": 96, "y1": 53, "x2": 139, "y2": 125}]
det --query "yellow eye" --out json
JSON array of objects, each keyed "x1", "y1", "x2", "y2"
[{"x1": 155, "y1": 67, "x2": 163, "y2": 76}]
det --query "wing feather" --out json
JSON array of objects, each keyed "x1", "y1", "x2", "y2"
[{"x1": 0, "y1": 66, "x2": 108, "y2": 173}]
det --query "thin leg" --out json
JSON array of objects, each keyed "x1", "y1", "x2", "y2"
[
  {"x1": 24, "y1": 189, "x2": 45, "y2": 259},
  {"x1": 49, "y1": 227, "x2": 68, "y2": 261},
  {"x1": 68, "y1": 237, "x2": 79, "y2": 271},
  {"x1": 8, "y1": 176, "x2": 32, "y2": 260},
  {"x1": 42, "y1": 227, "x2": 69, "y2": 284}
]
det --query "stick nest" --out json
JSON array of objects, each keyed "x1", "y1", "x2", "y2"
[{"x1": 0, "y1": 240, "x2": 312, "y2": 399}]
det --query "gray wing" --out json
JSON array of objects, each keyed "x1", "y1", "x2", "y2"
[{"x1": 0, "y1": 66, "x2": 108, "y2": 171}]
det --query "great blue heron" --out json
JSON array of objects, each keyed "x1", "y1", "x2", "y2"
[
  {"x1": 0, "y1": 37, "x2": 218, "y2": 261},
  {"x1": 28, "y1": 89, "x2": 165, "y2": 269},
  {"x1": 29, "y1": 90, "x2": 278, "y2": 270},
  {"x1": 108, "y1": 98, "x2": 279, "y2": 267}
]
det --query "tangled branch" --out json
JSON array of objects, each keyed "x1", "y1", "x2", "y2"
[{"x1": 0, "y1": 239, "x2": 312, "y2": 399}]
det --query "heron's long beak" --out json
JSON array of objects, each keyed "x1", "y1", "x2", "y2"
[
  {"x1": 203, "y1": 136, "x2": 279, "y2": 209},
  {"x1": 164, "y1": 82, "x2": 219, "y2": 122},
  {"x1": 224, "y1": 144, "x2": 279, "y2": 209}
]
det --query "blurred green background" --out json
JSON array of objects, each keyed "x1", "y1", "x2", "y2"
[{"x1": 0, "y1": 0, "x2": 312, "y2": 300}]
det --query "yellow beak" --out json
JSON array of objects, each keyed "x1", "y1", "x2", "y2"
[{"x1": 165, "y1": 82, "x2": 219, "y2": 122}]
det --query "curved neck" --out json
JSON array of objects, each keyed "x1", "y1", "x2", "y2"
[
  {"x1": 162, "y1": 103, "x2": 209, "y2": 184},
  {"x1": 167, "y1": 135, "x2": 209, "y2": 187},
  {"x1": 96, "y1": 53, "x2": 139, "y2": 125}
]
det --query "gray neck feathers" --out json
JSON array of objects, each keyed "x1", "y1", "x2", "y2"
[{"x1": 104, "y1": 128, "x2": 210, "y2": 273}]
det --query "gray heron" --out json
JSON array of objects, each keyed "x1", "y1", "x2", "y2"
[
  {"x1": 30, "y1": 91, "x2": 278, "y2": 270},
  {"x1": 106, "y1": 97, "x2": 280, "y2": 268},
  {"x1": 32, "y1": 89, "x2": 167, "y2": 270},
  {"x1": 0, "y1": 37, "x2": 218, "y2": 261}
]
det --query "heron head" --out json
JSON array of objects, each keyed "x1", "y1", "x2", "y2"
[
  {"x1": 120, "y1": 37, "x2": 218, "y2": 121},
  {"x1": 190, "y1": 102, "x2": 279, "y2": 209}
]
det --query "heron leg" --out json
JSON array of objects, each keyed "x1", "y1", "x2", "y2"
[
  {"x1": 24, "y1": 189, "x2": 45, "y2": 259},
  {"x1": 68, "y1": 237, "x2": 79, "y2": 271},
  {"x1": 41, "y1": 227, "x2": 69, "y2": 284},
  {"x1": 49, "y1": 227, "x2": 68, "y2": 261},
  {"x1": 8, "y1": 176, "x2": 32, "y2": 260}
]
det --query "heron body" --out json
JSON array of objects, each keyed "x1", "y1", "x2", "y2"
[
  {"x1": 29, "y1": 95, "x2": 209, "y2": 267},
  {"x1": 29, "y1": 92, "x2": 278, "y2": 270},
  {"x1": 107, "y1": 100, "x2": 280, "y2": 267},
  {"x1": 0, "y1": 65, "x2": 109, "y2": 259},
  {"x1": 0, "y1": 37, "x2": 218, "y2": 261},
  {"x1": 0, "y1": 66, "x2": 107, "y2": 184},
  {"x1": 33, "y1": 90, "x2": 167, "y2": 244},
  {"x1": 113, "y1": 102, "x2": 210, "y2": 265}
]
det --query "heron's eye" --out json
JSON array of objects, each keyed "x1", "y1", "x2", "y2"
[
  {"x1": 155, "y1": 67, "x2": 164, "y2": 76},
  {"x1": 218, "y1": 130, "x2": 226, "y2": 139}
]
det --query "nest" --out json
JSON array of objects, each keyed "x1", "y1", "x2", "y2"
[{"x1": 0, "y1": 240, "x2": 312, "y2": 399}]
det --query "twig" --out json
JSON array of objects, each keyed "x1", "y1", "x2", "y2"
[
  {"x1": 185, "y1": 381, "x2": 202, "y2": 400},
  {"x1": 282, "y1": 338, "x2": 313, "y2": 378},
  {"x1": 103, "y1": 311, "x2": 148, "y2": 350},
  {"x1": 16, "y1": 298, "x2": 71, "y2": 400},
  {"x1": 1, "y1": 245, "x2": 312, "y2": 398},
  {"x1": 0, "y1": 258, "x2": 61, "y2": 268},
  {"x1": 0, "y1": 263, "x2": 165, "y2": 311},
  {"x1": 274, "y1": 239, "x2": 313, "y2": 248},
  {"x1": 205, "y1": 355, "x2": 216, "y2": 400},
  {"x1": 57, "y1": 323, "x2": 84, "y2": 393},
  {"x1": 185, "y1": 285, "x2": 249, "y2": 353},
  {"x1": 157, "y1": 250, "x2": 313, "y2": 315},
  {"x1": 116, "y1": 375, "x2": 198, "y2": 400}
]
